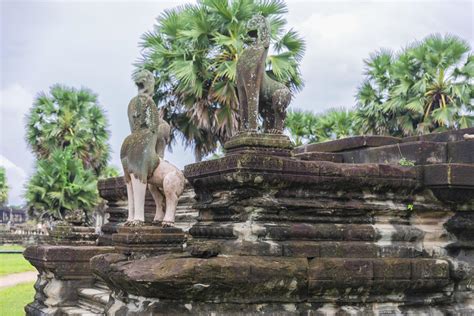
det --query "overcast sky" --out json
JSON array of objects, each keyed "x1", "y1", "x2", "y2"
[{"x1": 1, "y1": 0, "x2": 472, "y2": 205}]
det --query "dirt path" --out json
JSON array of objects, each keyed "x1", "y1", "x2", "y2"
[{"x1": 0, "y1": 271, "x2": 37, "y2": 288}]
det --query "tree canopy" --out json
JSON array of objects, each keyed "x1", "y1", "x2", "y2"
[
  {"x1": 285, "y1": 108, "x2": 358, "y2": 146},
  {"x1": 356, "y1": 34, "x2": 473, "y2": 136},
  {"x1": 0, "y1": 167, "x2": 9, "y2": 206},
  {"x1": 137, "y1": 0, "x2": 305, "y2": 160},
  {"x1": 25, "y1": 148, "x2": 98, "y2": 221},
  {"x1": 25, "y1": 85, "x2": 114, "y2": 221},
  {"x1": 25, "y1": 85, "x2": 111, "y2": 176}
]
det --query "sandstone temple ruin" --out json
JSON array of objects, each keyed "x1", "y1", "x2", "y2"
[
  {"x1": 24, "y1": 127, "x2": 474, "y2": 315},
  {"x1": 23, "y1": 14, "x2": 473, "y2": 315}
]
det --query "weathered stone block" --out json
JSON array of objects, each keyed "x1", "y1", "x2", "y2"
[
  {"x1": 282, "y1": 241, "x2": 320, "y2": 257},
  {"x1": 402, "y1": 128, "x2": 474, "y2": 143},
  {"x1": 92, "y1": 253, "x2": 308, "y2": 303},
  {"x1": 412, "y1": 259, "x2": 450, "y2": 279},
  {"x1": 319, "y1": 242, "x2": 378, "y2": 258},
  {"x1": 309, "y1": 258, "x2": 373, "y2": 281},
  {"x1": 297, "y1": 136, "x2": 400, "y2": 153},
  {"x1": 373, "y1": 258, "x2": 412, "y2": 279},
  {"x1": 112, "y1": 225, "x2": 186, "y2": 257},
  {"x1": 24, "y1": 245, "x2": 115, "y2": 280},
  {"x1": 342, "y1": 141, "x2": 447, "y2": 165},
  {"x1": 294, "y1": 152, "x2": 344, "y2": 162},
  {"x1": 448, "y1": 141, "x2": 474, "y2": 163}
]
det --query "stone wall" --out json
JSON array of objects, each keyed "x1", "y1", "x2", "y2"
[{"x1": 0, "y1": 228, "x2": 47, "y2": 246}]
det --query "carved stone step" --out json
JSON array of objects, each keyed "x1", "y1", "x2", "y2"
[
  {"x1": 77, "y1": 300, "x2": 104, "y2": 315},
  {"x1": 94, "y1": 280, "x2": 110, "y2": 291},
  {"x1": 113, "y1": 225, "x2": 186, "y2": 257},
  {"x1": 78, "y1": 287, "x2": 110, "y2": 307},
  {"x1": 61, "y1": 305, "x2": 103, "y2": 316},
  {"x1": 189, "y1": 239, "x2": 427, "y2": 258}
]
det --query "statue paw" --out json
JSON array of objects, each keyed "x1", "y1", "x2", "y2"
[
  {"x1": 268, "y1": 128, "x2": 283, "y2": 134},
  {"x1": 162, "y1": 221, "x2": 175, "y2": 228},
  {"x1": 123, "y1": 220, "x2": 145, "y2": 227},
  {"x1": 152, "y1": 220, "x2": 163, "y2": 226}
]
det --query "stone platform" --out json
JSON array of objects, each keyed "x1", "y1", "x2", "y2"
[
  {"x1": 23, "y1": 129, "x2": 473, "y2": 315},
  {"x1": 90, "y1": 129, "x2": 474, "y2": 315},
  {"x1": 24, "y1": 245, "x2": 115, "y2": 315},
  {"x1": 113, "y1": 225, "x2": 186, "y2": 257}
]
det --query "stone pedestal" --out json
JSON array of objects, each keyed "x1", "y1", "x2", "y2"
[
  {"x1": 224, "y1": 131, "x2": 292, "y2": 156},
  {"x1": 113, "y1": 225, "x2": 186, "y2": 258},
  {"x1": 47, "y1": 223, "x2": 98, "y2": 246},
  {"x1": 24, "y1": 245, "x2": 115, "y2": 315},
  {"x1": 97, "y1": 177, "x2": 128, "y2": 245}
]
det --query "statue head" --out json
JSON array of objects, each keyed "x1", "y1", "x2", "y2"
[
  {"x1": 246, "y1": 14, "x2": 270, "y2": 48},
  {"x1": 134, "y1": 69, "x2": 155, "y2": 96}
]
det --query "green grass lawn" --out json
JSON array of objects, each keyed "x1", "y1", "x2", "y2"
[
  {"x1": 0, "y1": 245, "x2": 25, "y2": 251},
  {"x1": 0, "y1": 281, "x2": 35, "y2": 316},
  {"x1": 0, "y1": 252, "x2": 35, "y2": 276}
]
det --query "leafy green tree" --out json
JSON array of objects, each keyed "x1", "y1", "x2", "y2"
[
  {"x1": 25, "y1": 85, "x2": 111, "y2": 176},
  {"x1": 25, "y1": 85, "x2": 116, "y2": 222},
  {"x1": 356, "y1": 34, "x2": 473, "y2": 136},
  {"x1": 285, "y1": 108, "x2": 358, "y2": 146},
  {"x1": 25, "y1": 148, "x2": 98, "y2": 221},
  {"x1": 99, "y1": 165, "x2": 121, "y2": 180},
  {"x1": 0, "y1": 167, "x2": 9, "y2": 206},
  {"x1": 138, "y1": 0, "x2": 305, "y2": 160}
]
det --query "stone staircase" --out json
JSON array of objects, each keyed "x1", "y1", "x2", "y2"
[{"x1": 61, "y1": 280, "x2": 110, "y2": 315}]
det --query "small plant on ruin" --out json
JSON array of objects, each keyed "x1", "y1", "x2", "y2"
[{"x1": 399, "y1": 157, "x2": 416, "y2": 166}]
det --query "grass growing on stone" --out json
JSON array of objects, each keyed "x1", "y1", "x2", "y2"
[
  {"x1": 0, "y1": 253, "x2": 34, "y2": 276},
  {"x1": 0, "y1": 281, "x2": 35, "y2": 315}
]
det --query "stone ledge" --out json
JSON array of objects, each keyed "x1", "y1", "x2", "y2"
[
  {"x1": 24, "y1": 245, "x2": 115, "y2": 280},
  {"x1": 294, "y1": 151, "x2": 344, "y2": 162},
  {"x1": 112, "y1": 226, "x2": 186, "y2": 257},
  {"x1": 185, "y1": 154, "x2": 420, "y2": 191},
  {"x1": 224, "y1": 132, "x2": 293, "y2": 150},
  {"x1": 424, "y1": 163, "x2": 474, "y2": 188},
  {"x1": 189, "y1": 239, "x2": 427, "y2": 258},
  {"x1": 294, "y1": 135, "x2": 401, "y2": 154},
  {"x1": 341, "y1": 141, "x2": 447, "y2": 164},
  {"x1": 91, "y1": 253, "x2": 456, "y2": 304},
  {"x1": 92, "y1": 253, "x2": 308, "y2": 303},
  {"x1": 402, "y1": 128, "x2": 474, "y2": 143}
]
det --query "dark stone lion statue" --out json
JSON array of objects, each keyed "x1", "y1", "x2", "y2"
[{"x1": 236, "y1": 14, "x2": 291, "y2": 134}]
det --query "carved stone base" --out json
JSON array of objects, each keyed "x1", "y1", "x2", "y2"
[
  {"x1": 224, "y1": 132, "x2": 293, "y2": 156},
  {"x1": 47, "y1": 223, "x2": 98, "y2": 245},
  {"x1": 23, "y1": 245, "x2": 115, "y2": 315},
  {"x1": 112, "y1": 225, "x2": 186, "y2": 258}
]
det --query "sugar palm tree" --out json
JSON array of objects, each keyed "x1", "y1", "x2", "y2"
[
  {"x1": 356, "y1": 34, "x2": 473, "y2": 136},
  {"x1": 25, "y1": 85, "x2": 111, "y2": 176},
  {"x1": 320, "y1": 109, "x2": 357, "y2": 139},
  {"x1": 399, "y1": 35, "x2": 473, "y2": 133},
  {"x1": 138, "y1": 0, "x2": 305, "y2": 160},
  {"x1": 286, "y1": 108, "x2": 357, "y2": 145},
  {"x1": 25, "y1": 148, "x2": 98, "y2": 220}
]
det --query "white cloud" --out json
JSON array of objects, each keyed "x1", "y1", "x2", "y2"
[
  {"x1": 0, "y1": 83, "x2": 33, "y2": 117},
  {"x1": 0, "y1": 84, "x2": 35, "y2": 205},
  {"x1": 0, "y1": 154, "x2": 27, "y2": 206}
]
